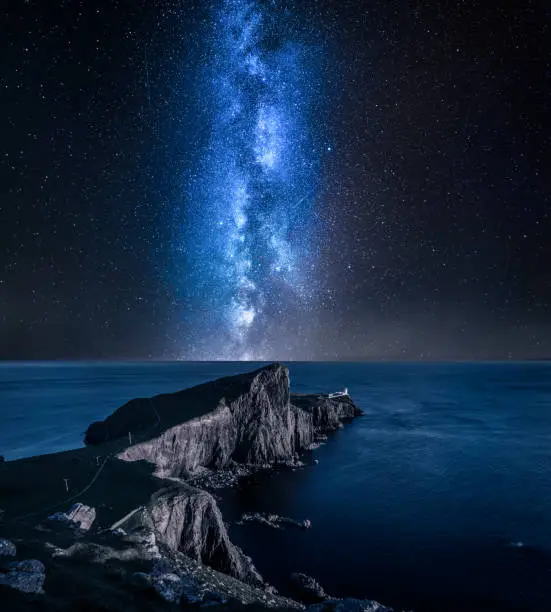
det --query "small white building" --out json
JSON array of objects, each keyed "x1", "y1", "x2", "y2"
[{"x1": 328, "y1": 387, "x2": 349, "y2": 398}]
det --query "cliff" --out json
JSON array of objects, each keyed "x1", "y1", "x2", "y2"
[
  {"x1": 85, "y1": 364, "x2": 363, "y2": 480},
  {"x1": 0, "y1": 364, "x2": 372, "y2": 611}
]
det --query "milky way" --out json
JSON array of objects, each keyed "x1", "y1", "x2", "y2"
[{"x1": 181, "y1": 0, "x2": 322, "y2": 360}]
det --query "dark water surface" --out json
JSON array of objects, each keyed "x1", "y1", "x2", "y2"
[{"x1": 1, "y1": 361, "x2": 550, "y2": 611}]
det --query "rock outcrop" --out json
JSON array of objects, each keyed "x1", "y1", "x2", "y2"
[
  {"x1": 81, "y1": 365, "x2": 363, "y2": 589},
  {"x1": 239, "y1": 513, "x2": 311, "y2": 530},
  {"x1": 0, "y1": 558, "x2": 46, "y2": 594},
  {"x1": 112, "y1": 482, "x2": 263, "y2": 586},
  {"x1": 0, "y1": 364, "x2": 370, "y2": 611},
  {"x1": 307, "y1": 598, "x2": 394, "y2": 612},
  {"x1": 0, "y1": 538, "x2": 16, "y2": 557},
  {"x1": 85, "y1": 364, "x2": 362, "y2": 482},
  {"x1": 290, "y1": 572, "x2": 327, "y2": 603},
  {"x1": 48, "y1": 503, "x2": 96, "y2": 531}
]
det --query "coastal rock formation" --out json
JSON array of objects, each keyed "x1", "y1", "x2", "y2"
[
  {"x1": 0, "y1": 364, "x2": 369, "y2": 611},
  {"x1": 0, "y1": 538, "x2": 16, "y2": 557},
  {"x1": 307, "y1": 598, "x2": 394, "y2": 612},
  {"x1": 239, "y1": 513, "x2": 311, "y2": 530},
  {"x1": 48, "y1": 503, "x2": 96, "y2": 531},
  {"x1": 86, "y1": 364, "x2": 362, "y2": 482},
  {"x1": 290, "y1": 572, "x2": 327, "y2": 603},
  {"x1": 112, "y1": 482, "x2": 263, "y2": 586},
  {"x1": 0, "y1": 558, "x2": 46, "y2": 594},
  {"x1": 81, "y1": 365, "x2": 362, "y2": 588}
]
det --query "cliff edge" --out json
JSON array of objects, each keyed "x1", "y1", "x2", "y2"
[{"x1": 0, "y1": 364, "x2": 376, "y2": 612}]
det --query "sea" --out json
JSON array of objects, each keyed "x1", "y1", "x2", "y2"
[{"x1": 0, "y1": 361, "x2": 550, "y2": 612}]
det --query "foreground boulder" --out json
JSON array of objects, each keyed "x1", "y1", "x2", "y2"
[
  {"x1": 307, "y1": 599, "x2": 394, "y2": 612},
  {"x1": 0, "y1": 558, "x2": 46, "y2": 594},
  {"x1": 290, "y1": 572, "x2": 327, "y2": 603},
  {"x1": 112, "y1": 482, "x2": 263, "y2": 586},
  {"x1": 0, "y1": 538, "x2": 16, "y2": 557},
  {"x1": 48, "y1": 503, "x2": 96, "y2": 531}
]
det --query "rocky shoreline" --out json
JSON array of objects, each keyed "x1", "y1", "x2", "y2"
[{"x1": 0, "y1": 363, "x2": 398, "y2": 612}]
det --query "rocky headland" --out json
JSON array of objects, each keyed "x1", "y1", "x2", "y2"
[{"x1": 0, "y1": 363, "x2": 396, "y2": 612}]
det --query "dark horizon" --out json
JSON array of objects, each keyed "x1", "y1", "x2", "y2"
[{"x1": 1, "y1": 357, "x2": 551, "y2": 364}]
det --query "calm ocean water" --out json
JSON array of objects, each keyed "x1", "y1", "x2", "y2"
[{"x1": 1, "y1": 361, "x2": 550, "y2": 611}]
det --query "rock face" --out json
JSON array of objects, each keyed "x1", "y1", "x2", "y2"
[
  {"x1": 0, "y1": 538, "x2": 16, "y2": 557},
  {"x1": 111, "y1": 483, "x2": 263, "y2": 586},
  {"x1": 85, "y1": 364, "x2": 362, "y2": 481},
  {"x1": 80, "y1": 364, "x2": 363, "y2": 589},
  {"x1": 290, "y1": 572, "x2": 327, "y2": 603},
  {"x1": 0, "y1": 558, "x2": 46, "y2": 594},
  {"x1": 55, "y1": 364, "x2": 364, "y2": 602},
  {"x1": 307, "y1": 599, "x2": 394, "y2": 612},
  {"x1": 240, "y1": 513, "x2": 311, "y2": 530},
  {"x1": 48, "y1": 503, "x2": 96, "y2": 531}
]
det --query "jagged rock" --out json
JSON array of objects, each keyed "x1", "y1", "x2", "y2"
[
  {"x1": 111, "y1": 483, "x2": 263, "y2": 586},
  {"x1": 85, "y1": 364, "x2": 362, "y2": 482},
  {"x1": 152, "y1": 570, "x2": 184, "y2": 603},
  {"x1": 148, "y1": 558, "x2": 229, "y2": 606},
  {"x1": 290, "y1": 572, "x2": 327, "y2": 603},
  {"x1": 307, "y1": 598, "x2": 394, "y2": 612},
  {"x1": 0, "y1": 538, "x2": 16, "y2": 556},
  {"x1": 239, "y1": 512, "x2": 311, "y2": 530},
  {"x1": 146, "y1": 553, "x2": 295, "y2": 609},
  {"x1": 121, "y1": 527, "x2": 161, "y2": 560},
  {"x1": 67, "y1": 502, "x2": 96, "y2": 530},
  {"x1": 48, "y1": 502, "x2": 96, "y2": 531},
  {"x1": 0, "y1": 558, "x2": 46, "y2": 594},
  {"x1": 292, "y1": 394, "x2": 363, "y2": 432},
  {"x1": 79, "y1": 365, "x2": 361, "y2": 592},
  {"x1": 188, "y1": 462, "x2": 255, "y2": 489}
]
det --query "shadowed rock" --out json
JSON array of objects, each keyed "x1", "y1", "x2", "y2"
[
  {"x1": 110, "y1": 482, "x2": 263, "y2": 586},
  {"x1": 48, "y1": 503, "x2": 96, "y2": 531},
  {"x1": 0, "y1": 364, "x2": 369, "y2": 610},
  {"x1": 239, "y1": 513, "x2": 311, "y2": 530},
  {"x1": 290, "y1": 572, "x2": 327, "y2": 603},
  {"x1": 0, "y1": 538, "x2": 16, "y2": 556},
  {"x1": 85, "y1": 364, "x2": 362, "y2": 481},
  {"x1": 80, "y1": 364, "x2": 363, "y2": 587},
  {"x1": 0, "y1": 558, "x2": 46, "y2": 594},
  {"x1": 307, "y1": 598, "x2": 394, "y2": 612}
]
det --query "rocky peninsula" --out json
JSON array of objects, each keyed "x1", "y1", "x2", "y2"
[{"x1": 0, "y1": 363, "x2": 396, "y2": 612}]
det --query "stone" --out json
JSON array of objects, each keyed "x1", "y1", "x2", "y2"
[
  {"x1": 307, "y1": 598, "x2": 394, "y2": 612},
  {"x1": 86, "y1": 364, "x2": 362, "y2": 481},
  {"x1": 152, "y1": 571, "x2": 184, "y2": 603},
  {"x1": 112, "y1": 484, "x2": 263, "y2": 585},
  {"x1": 48, "y1": 503, "x2": 96, "y2": 531},
  {"x1": 290, "y1": 572, "x2": 327, "y2": 603},
  {"x1": 0, "y1": 538, "x2": 16, "y2": 557},
  {"x1": 0, "y1": 558, "x2": 46, "y2": 594},
  {"x1": 240, "y1": 512, "x2": 311, "y2": 531}
]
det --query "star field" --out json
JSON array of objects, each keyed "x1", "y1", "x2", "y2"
[{"x1": 0, "y1": 0, "x2": 550, "y2": 360}]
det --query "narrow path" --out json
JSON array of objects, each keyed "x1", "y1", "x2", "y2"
[{"x1": 8, "y1": 398, "x2": 162, "y2": 526}]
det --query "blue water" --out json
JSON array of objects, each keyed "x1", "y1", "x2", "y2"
[{"x1": 1, "y1": 361, "x2": 550, "y2": 611}]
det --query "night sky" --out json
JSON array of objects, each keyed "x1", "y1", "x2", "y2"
[{"x1": 1, "y1": 0, "x2": 550, "y2": 360}]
